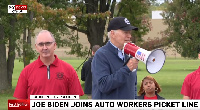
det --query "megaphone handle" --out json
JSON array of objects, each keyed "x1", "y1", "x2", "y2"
[{"x1": 123, "y1": 57, "x2": 131, "y2": 66}]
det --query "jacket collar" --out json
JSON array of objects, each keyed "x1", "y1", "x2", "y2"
[{"x1": 106, "y1": 41, "x2": 130, "y2": 61}]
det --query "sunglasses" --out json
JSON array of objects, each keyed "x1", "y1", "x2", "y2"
[{"x1": 37, "y1": 41, "x2": 54, "y2": 47}]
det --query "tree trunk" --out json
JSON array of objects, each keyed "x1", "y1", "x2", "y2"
[
  {"x1": 23, "y1": 28, "x2": 28, "y2": 67},
  {"x1": 87, "y1": 19, "x2": 106, "y2": 47},
  {"x1": 85, "y1": 0, "x2": 115, "y2": 48},
  {"x1": 7, "y1": 0, "x2": 17, "y2": 88},
  {"x1": 0, "y1": 25, "x2": 9, "y2": 91},
  {"x1": 27, "y1": 11, "x2": 33, "y2": 63},
  {"x1": 23, "y1": 11, "x2": 33, "y2": 67},
  {"x1": 7, "y1": 24, "x2": 16, "y2": 88}
]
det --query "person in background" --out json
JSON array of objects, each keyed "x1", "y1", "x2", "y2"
[
  {"x1": 81, "y1": 45, "x2": 101, "y2": 99},
  {"x1": 138, "y1": 75, "x2": 164, "y2": 99},
  {"x1": 14, "y1": 30, "x2": 84, "y2": 99},
  {"x1": 181, "y1": 66, "x2": 200, "y2": 99},
  {"x1": 92, "y1": 17, "x2": 139, "y2": 99}
]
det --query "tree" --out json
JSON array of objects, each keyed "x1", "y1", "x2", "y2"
[
  {"x1": 16, "y1": 0, "x2": 88, "y2": 67},
  {"x1": 0, "y1": 0, "x2": 156, "y2": 92},
  {"x1": 0, "y1": 0, "x2": 85, "y2": 91},
  {"x1": 0, "y1": 0, "x2": 20, "y2": 90},
  {"x1": 117, "y1": 0, "x2": 151, "y2": 43},
  {"x1": 37, "y1": 0, "x2": 89, "y2": 57},
  {"x1": 17, "y1": 0, "x2": 37, "y2": 67},
  {"x1": 66, "y1": 0, "x2": 152, "y2": 50},
  {"x1": 0, "y1": 25, "x2": 8, "y2": 91},
  {"x1": 65, "y1": 0, "x2": 113, "y2": 49},
  {"x1": 163, "y1": 0, "x2": 200, "y2": 58}
]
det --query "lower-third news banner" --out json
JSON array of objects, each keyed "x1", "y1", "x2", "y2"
[{"x1": 8, "y1": 95, "x2": 200, "y2": 110}]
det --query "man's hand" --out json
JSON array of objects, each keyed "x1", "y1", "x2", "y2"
[
  {"x1": 183, "y1": 95, "x2": 190, "y2": 99},
  {"x1": 126, "y1": 58, "x2": 139, "y2": 71}
]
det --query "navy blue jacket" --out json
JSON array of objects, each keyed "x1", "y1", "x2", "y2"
[{"x1": 91, "y1": 41, "x2": 137, "y2": 99}]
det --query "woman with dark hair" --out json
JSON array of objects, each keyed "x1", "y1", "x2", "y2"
[{"x1": 138, "y1": 76, "x2": 164, "y2": 99}]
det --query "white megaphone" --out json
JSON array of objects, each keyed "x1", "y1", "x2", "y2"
[{"x1": 123, "y1": 43, "x2": 165, "y2": 74}]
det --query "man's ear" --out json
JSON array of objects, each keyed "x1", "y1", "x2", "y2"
[
  {"x1": 111, "y1": 30, "x2": 114, "y2": 35},
  {"x1": 54, "y1": 42, "x2": 57, "y2": 50},
  {"x1": 110, "y1": 30, "x2": 114, "y2": 39}
]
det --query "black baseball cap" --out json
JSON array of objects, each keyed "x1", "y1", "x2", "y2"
[{"x1": 107, "y1": 17, "x2": 138, "y2": 32}]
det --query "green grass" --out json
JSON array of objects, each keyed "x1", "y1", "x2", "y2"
[
  {"x1": 0, "y1": 58, "x2": 199, "y2": 109},
  {"x1": 137, "y1": 59, "x2": 199, "y2": 99}
]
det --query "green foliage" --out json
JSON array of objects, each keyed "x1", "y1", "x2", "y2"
[
  {"x1": 64, "y1": 0, "x2": 112, "y2": 49},
  {"x1": 65, "y1": 33, "x2": 89, "y2": 57},
  {"x1": 0, "y1": 1, "x2": 14, "y2": 43},
  {"x1": 38, "y1": 0, "x2": 71, "y2": 9},
  {"x1": 140, "y1": 37, "x2": 169, "y2": 50},
  {"x1": 8, "y1": 0, "x2": 89, "y2": 59},
  {"x1": 117, "y1": 0, "x2": 151, "y2": 43},
  {"x1": 67, "y1": 43, "x2": 89, "y2": 57},
  {"x1": 163, "y1": 0, "x2": 200, "y2": 58},
  {"x1": 18, "y1": 43, "x2": 37, "y2": 63},
  {"x1": 0, "y1": 0, "x2": 22, "y2": 49},
  {"x1": 35, "y1": 0, "x2": 89, "y2": 57}
]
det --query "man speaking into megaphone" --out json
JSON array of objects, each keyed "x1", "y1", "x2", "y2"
[{"x1": 91, "y1": 17, "x2": 139, "y2": 99}]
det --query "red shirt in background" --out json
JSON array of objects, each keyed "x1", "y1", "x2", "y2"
[
  {"x1": 14, "y1": 55, "x2": 84, "y2": 99},
  {"x1": 181, "y1": 66, "x2": 200, "y2": 99}
]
